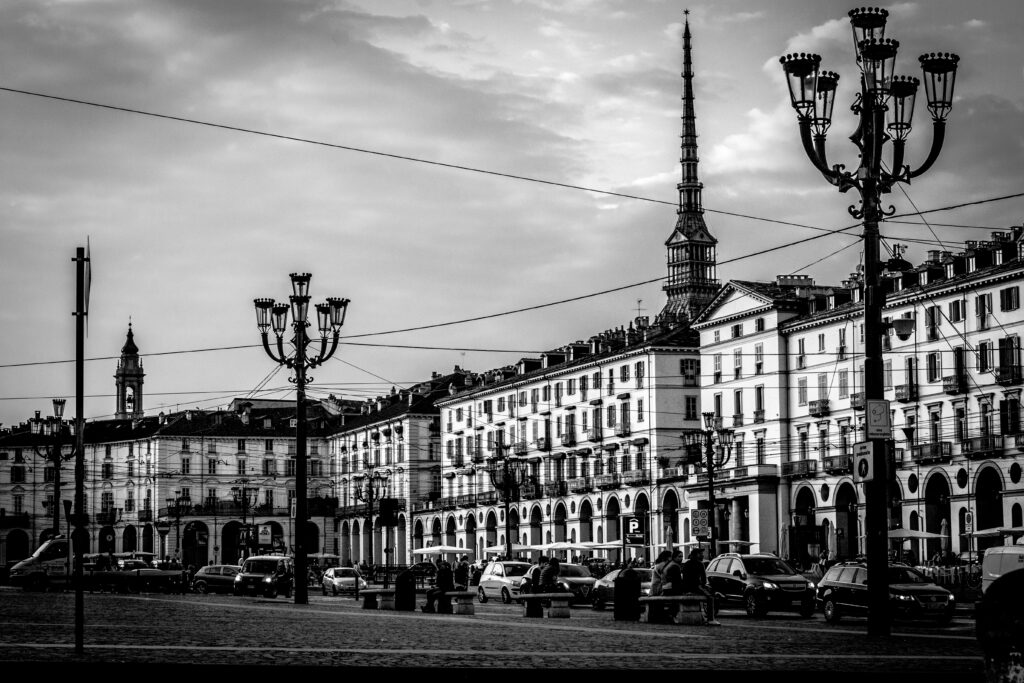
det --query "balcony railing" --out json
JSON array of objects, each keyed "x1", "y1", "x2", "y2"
[
  {"x1": 658, "y1": 466, "x2": 687, "y2": 481},
  {"x1": 568, "y1": 477, "x2": 593, "y2": 493},
  {"x1": 520, "y1": 484, "x2": 540, "y2": 499},
  {"x1": 822, "y1": 455, "x2": 852, "y2": 475},
  {"x1": 961, "y1": 435, "x2": 1004, "y2": 460},
  {"x1": 850, "y1": 393, "x2": 864, "y2": 410},
  {"x1": 622, "y1": 469, "x2": 649, "y2": 486},
  {"x1": 440, "y1": 496, "x2": 458, "y2": 510},
  {"x1": 732, "y1": 414, "x2": 744, "y2": 428},
  {"x1": 895, "y1": 384, "x2": 918, "y2": 403},
  {"x1": 910, "y1": 442, "x2": 953, "y2": 464},
  {"x1": 457, "y1": 493, "x2": 477, "y2": 508},
  {"x1": 542, "y1": 481, "x2": 568, "y2": 497},
  {"x1": 536, "y1": 438, "x2": 551, "y2": 451},
  {"x1": 809, "y1": 399, "x2": 830, "y2": 417},
  {"x1": 561, "y1": 433, "x2": 576, "y2": 447},
  {"x1": 995, "y1": 365, "x2": 1023, "y2": 386},
  {"x1": 615, "y1": 424, "x2": 631, "y2": 438},
  {"x1": 512, "y1": 441, "x2": 528, "y2": 455},
  {"x1": 587, "y1": 428, "x2": 602, "y2": 442},
  {"x1": 96, "y1": 510, "x2": 118, "y2": 525},
  {"x1": 943, "y1": 374, "x2": 967, "y2": 395},
  {"x1": 753, "y1": 410, "x2": 765, "y2": 424},
  {"x1": 137, "y1": 509, "x2": 153, "y2": 522},
  {"x1": 593, "y1": 473, "x2": 620, "y2": 490},
  {"x1": 780, "y1": 459, "x2": 817, "y2": 478}
]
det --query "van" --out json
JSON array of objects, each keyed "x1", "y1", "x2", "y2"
[
  {"x1": 8, "y1": 537, "x2": 72, "y2": 590},
  {"x1": 981, "y1": 545, "x2": 1024, "y2": 594}
]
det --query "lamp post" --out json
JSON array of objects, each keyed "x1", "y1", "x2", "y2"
[
  {"x1": 255, "y1": 272, "x2": 350, "y2": 606},
  {"x1": 354, "y1": 469, "x2": 390, "y2": 580},
  {"x1": 231, "y1": 482, "x2": 259, "y2": 561},
  {"x1": 683, "y1": 412, "x2": 734, "y2": 626},
  {"x1": 780, "y1": 6, "x2": 958, "y2": 637},
  {"x1": 487, "y1": 441, "x2": 528, "y2": 560},
  {"x1": 31, "y1": 398, "x2": 73, "y2": 539},
  {"x1": 166, "y1": 490, "x2": 191, "y2": 561}
]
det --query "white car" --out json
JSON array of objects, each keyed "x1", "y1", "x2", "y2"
[
  {"x1": 321, "y1": 566, "x2": 367, "y2": 596},
  {"x1": 476, "y1": 560, "x2": 532, "y2": 604}
]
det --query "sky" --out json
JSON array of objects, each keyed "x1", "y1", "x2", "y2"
[{"x1": 1, "y1": 0, "x2": 1021, "y2": 430}]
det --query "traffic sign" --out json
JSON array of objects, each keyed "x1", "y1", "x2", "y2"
[
  {"x1": 692, "y1": 509, "x2": 709, "y2": 538},
  {"x1": 965, "y1": 511, "x2": 974, "y2": 533},
  {"x1": 853, "y1": 441, "x2": 874, "y2": 483},
  {"x1": 622, "y1": 515, "x2": 645, "y2": 545},
  {"x1": 866, "y1": 399, "x2": 892, "y2": 439}
]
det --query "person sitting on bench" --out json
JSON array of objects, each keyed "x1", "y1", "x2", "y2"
[{"x1": 423, "y1": 557, "x2": 454, "y2": 613}]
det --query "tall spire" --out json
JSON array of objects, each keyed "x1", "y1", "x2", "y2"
[
  {"x1": 660, "y1": 12, "x2": 719, "y2": 324},
  {"x1": 115, "y1": 321, "x2": 144, "y2": 420}
]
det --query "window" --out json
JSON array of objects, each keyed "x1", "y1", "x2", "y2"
[
  {"x1": 1001, "y1": 286, "x2": 1020, "y2": 312},
  {"x1": 620, "y1": 365, "x2": 630, "y2": 382},
  {"x1": 927, "y1": 352, "x2": 941, "y2": 382},
  {"x1": 798, "y1": 378, "x2": 808, "y2": 406},
  {"x1": 608, "y1": 369, "x2": 615, "y2": 395},
  {"x1": 818, "y1": 373, "x2": 828, "y2": 399},
  {"x1": 954, "y1": 405, "x2": 967, "y2": 442},
  {"x1": 733, "y1": 389, "x2": 743, "y2": 420},
  {"x1": 542, "y1": 385, "x2": 551, "y2": 402},
  {"x1": 754, "y1": 385, "x2": 764, "y2": 414},
  {"x1": 264, "y1": 439, "x2": 274, "y2": 453},
  {"x1": 733, "y1": 348, "x2": 742, "y2": 379},
  {"x1": 731, "y1": 323, "x2": 743, "y2": 338},
  {"x1": 797, "y1": 338, "x2": 806, "y2": 369},
  {"x1": 1001, "y1": 396, "x2": 1022, "y2": 435},
  {"x1": 181, "y1": 457, "x2": 191, "y2": 476},
  {"x1": 977, "y1": 293, "x2": 992, "y2": 331},
  {"x1": 127, "y1": 461, "x2": 134, "y2": 477},
  {"x1": 714, "y1": 330, "x2": 721, "y2": 343},
  {"x1": 567, "y1": 378, "x2": 576, "y2": 395},
  {"x1": 755, "y1": 317, "x2": 765, "y2": 332},
  {"x1": 580, "y1": 375, "x2": 589, "y2": 393},
  {"x1": 102, "y1": 463, "x2": 113, "y2": 479},
  {"x1": 181, "y1": 438, "x2": 190, "y2": 452},
  {"x1": 263, "y1": 458, "x2": 276, "y2": 476},
  {"x1": 635, "y1": 361, "x2": 644, "y2": 388},
  {"x1": 818, "y1": 333, "x2": 826, "y2": 352},
  {"x1": 838, "y1": 328, "x2": 847, "y2": 360},
  {"x1": 593, "y1": 371, "x2": 601, "y2": 389},
  {"x1": 713, "y1": 354, "x2": 722, "y2": 383},
  {"x1": 925, "y1": 305, "x2": 941, "y2": 340},
  {"x1": 685, "y1": 396, "x2": 698, "y2": 420},
  {"x1": 681, "y1": 359, "x2": 700, "y2": 386},
  {"x1": 999, "y1": 336, "x2": 1021, "y2": 374},
  {"x1": 883, "y1": 360, "x2": 892, "y2": 390},
  {"x1": 949, "y1": 299, "x2": 965, "y2": 323},
  {"x1": 207, "y1": 442, "x2": 217, "y2": 454},
  {"x1": 754, "y1": 344, "x2": 764, "y2": 374},
  {"x1": 237, "y1": 439, "x2": 246, "y2": 453},
  {"x1": 637, "y1": 398, "x2": 645, "y2": 422},
  {"x1": 237, "y1": 459, "x2": 247, "y2": 476},
  {"x1": 207, "y1": 458, "x2": 217, "y2": 476},
  {"x1": 606, "y1": 405, "x2": 617, "y2": 428},
  {"x1": 977, "y1": 340, "x2": 993, "y2": 372}
]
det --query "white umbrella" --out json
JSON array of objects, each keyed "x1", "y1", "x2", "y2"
[
  {"x1": 969, "y1": 526, "x2": 1006, "y2": 539},
  {"x1": 888, "y1": 528, "x2": 945, "y2": 540},
  {"x1": 664, "y1": 526, "x2": 675, "y2": 553},
  {"x1": 780, "y1": 523, "x2": 790, "y2": 560},
  {"x1": 482, "y1": 543, "x2": 540, "y2": 554},
  {"x1": 536, "y1": 541, "x2": 594, "y2": 552},
  {"x1": 411, "y1": 545, "x2": 467, "y2": 556}
]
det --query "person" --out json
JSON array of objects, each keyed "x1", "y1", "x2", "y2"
[
  {"x1": 453, "y1": 555, "x2": 470, "y2": 590},
  {"x1": 423, "y1": 557, "x2": 454, "y2": 613},
  {"x1": 679, "y1": 548, "x2": 708, "y2": 594},
  {"x1": 650, "y1": 550, "x2": 672, "y2": 596},
  {"x1": 470, "y1": 561, "x2": 483, "y2": 587},
  {"x1": 539, "y1": 556, "x2": 563, "y2": 593},
  {"x1": 525, "y1": 556, "x2": 547, "y2": 594},
  {"x1": 818, "y1": 547, "x2": 830, "y2": 573},
  {"x1": 662, "y1": 549, "x2": 685, "y2": 595}
]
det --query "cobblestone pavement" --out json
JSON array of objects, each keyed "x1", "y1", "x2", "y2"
[{"x1": 0, "y1": 587, "x2": 984, "y2": 681}]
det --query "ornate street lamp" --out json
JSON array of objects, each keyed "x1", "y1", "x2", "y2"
[
  {"x1": 31, "y1": 398, "x2": 74, "y2": 540},
  {"x1": 254, "y1": 272, "x2": 350, "y2": 605},
  {"x1": 231, "y1": 482, "x2": 260, "y2": 560},
  {"x1": 487, "y1": 438, "x2": 528, "y2": 560},
  {"x1": 353, "y1": 469, "x2": 391, "y2": 580},
  {"x1": 683, "y1": 412, "x2": 734, "y2": 626},
  {"x1": 780, "y1": 6, "x2": 958, "y2": 637}
]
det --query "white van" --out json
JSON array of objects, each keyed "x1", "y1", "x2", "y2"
[
  {"x1": 981, "y1": 545, "x2": 1024, "y2": 594},
  {"x1": 8, "y1": 536, "x2": 72, "y2": 590}
]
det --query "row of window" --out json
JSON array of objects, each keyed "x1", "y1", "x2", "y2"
[{"x1": 180, "y1": 438, "x2": 318, "y2": 456}]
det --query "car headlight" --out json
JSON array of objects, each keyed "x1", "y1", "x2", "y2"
[
  {"x1": 761, "y1": 581, "x2": 778, "y2": 590},
  {"x1": 234, "y1": 575, "x2": 241, "y2": 583},
  {"x1": 948, "y1": 595, "x2": 956, "y2": 604},
  {"x1": 806, "y1": 581, "x2": 816, "y2": 590},
  {"x1": 263, "y1": 576, "x2": 273, "y2": 584}
]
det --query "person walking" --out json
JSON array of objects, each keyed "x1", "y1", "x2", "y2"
[{"x1": 423, "y1": 557, "x2": 454, "y2": 613}]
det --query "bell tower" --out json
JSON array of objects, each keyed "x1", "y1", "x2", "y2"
[
  {"x1": 659, "y1": 13, "x2": 720, "y2": 324},
  {"x1": 115, "y1": 322, "x2": 144, "y2": 420}
]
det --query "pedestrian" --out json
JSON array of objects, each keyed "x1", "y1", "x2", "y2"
[
  {"x1": 662, "y1": 549, "x2": 685, "y2": 596},
  {"x1": 423, "y1": 557, "x2": 454, "y2": 613},
  {"x1": 539, "y1": 555, "x2": 563, "y2": 592},
  {"x1": 650, "y1": 550, "x2": 672, "y2": 596},
  {"x1": 526, "y1": 556, "x2": 547, "y2": 594},
  {"x1": 454, "y1": 555, "x2": 470, "y2": 590},
  {"x1": 679, "y1": 548, "x2": 708, "y2": 594}
]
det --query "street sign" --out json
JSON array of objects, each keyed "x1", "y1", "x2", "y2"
[
  {"x1": 965, "y1": 511, "x2": 974, "y2": 533},
  {"x1": 866, "y1": 399, "x2": 892, "y2": 439},
  {"x1": 853, "y1": 441, "x2": 874, "y2": 483},
  {"x1": 621, "y1": 515, "x2": 645, "y2": 545},
  {"x1": 692, "y1": 509, "x2": 709, "y2": 538}
]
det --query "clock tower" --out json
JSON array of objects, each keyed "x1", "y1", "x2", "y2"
[{"x1": 115, "y1": 322, "x2": 145, "y2": 420}]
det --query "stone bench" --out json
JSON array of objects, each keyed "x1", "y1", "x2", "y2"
[
  {"x1": 445, "y1": 591, "x2": 477, "y2": 615},
  {"x1": 359, "y1": 589, "x2": 396, "y2": 610},
  {"x1": 520, "y1": 592, "x2": 572, "y2": 619},
  {"x1": 638, "y1": 594, "x2": 709, "y2": 625}
]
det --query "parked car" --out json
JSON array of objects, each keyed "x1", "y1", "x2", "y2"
[
  {"x1": 815, "y1": 560, "x2": 955, "y2": 624},
  {"x1": 706, "y1": 552, "x2": 816, "y2": 617},
  {"x1": 477, "y1": 560, "x2": 532, "y2": 604},
  {"x1": 321, "y1": 566, "x2": 367, "y2": 596},
  {"x1": 518, "y1": 562, "x2": 597, "y2": 605},
  {"x1": 233, "y1": 555, "x2": 294, "y2": 598},
  {"x1": 591, "y1": 567, "x2": 653, "y2": 610},
  {"x1": 410, "y1": 561, "x2": 438, "y2": 580},
  {"x1": 191, "y1": 564, "x2": 240, "y2": 594}
]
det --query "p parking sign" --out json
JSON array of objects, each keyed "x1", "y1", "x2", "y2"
[{"x1": 622, "y1": 515, "x2": 645, "y2": 545}]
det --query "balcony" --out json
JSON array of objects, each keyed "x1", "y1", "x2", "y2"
[
  {"x1": 808, "y1": 399, "x2": 830, "y2": 417},
  {"x1": 587, "y1": 427, "x2": 602, "y2": 442},
  {"x1": 615, "y1": 424, "x2": 631, "y2": 438},
  {"x1": 440, "y1": 497, "x2": 458, "y2": 510},
  {"x1": 910, "y1": 441, "x2": 953, "y2": 465},
  {"x1": 561, "y1": 433, "x2": 576, "y2": 447},
  {"x1": 822, "y1": 455, "x2": 852, "y2": 475},
  {"x1": 622, "y1": 469, "x2": 650, "y2": 486},
  {"x1": 137, "y1": 509, "x2": 153, "y2": 522},
  {"x1": 594, "y1": 473, "x2": 621, "y2": 490},
  {"x1": 96, "y1": 510, "x2": 119, "y2": 525},
  {"x1": 780, "y1": 459, "x2": 817, "y2": 478},
  {"x1": 568, "y1": 477, "x2": 593, "y2": 493},
  {"x1": 1016, "y1": 433, "x2": 1024, "y2": 452},
  {"x1": 732, "y1": 414, "x2": 744, "y2": 428},
  {"x1": 476, "y1": 490, "x2": 498, "y2": 506},
  {"x1": 512, "y1": 441, "x2": 528, "y2": 455},
  {"x1": 850, "y1": 393, "x2": 864, "y2": 410},
  {"x1": 996, "y1": 365, "x2": 1023, "y2": 386},
  {"x1": 536, "y1": 438, "x2": 551, "y2": 451},
  {"x1": 520, "y1": 484, "x2": 540, "y2": 499},
  {"x1": 543, "y1": 481, "x2": 568, "y2": 497},
  {"x1": 895, "y1": 384, "x2": 918, "y2": 403},
  {"x1": 961, "y1": 435, "x2": 1004, "y2": 460},
  {"x1": 943, "y1": 374, "x2": 967, "y2": 395},
  {"x1": 457, "y1": 493, "x2": 477, "y2": 508},
  {"x1": 658, "y1": 466, "x2": 687, "y2": 482},
  {"x1": 753, "y1": 410, "x2": 765, "y2": 424}
]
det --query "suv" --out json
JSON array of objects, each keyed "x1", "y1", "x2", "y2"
[
  {"x1": 233, "y1": 555, "x2": 294, "y2": 598},
  {"x1": 815, "y1": 560, "x2": 954, "y2": 624},
  {"x1": 706, "y1": 552, "x2": 816, "y2": 617}
]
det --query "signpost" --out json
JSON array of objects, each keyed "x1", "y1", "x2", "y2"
[
  {"x1": 622, "y1": 515, "x2": 645, "y2": 546},
  {"x1": 692, "y1": 509, "x2": 709, "y2": 538},
  {"x1": 853, "y1": 442, "x2": 875, "y2": 483}
]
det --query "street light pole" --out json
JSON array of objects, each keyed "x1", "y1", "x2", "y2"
[
  {"x1": 166, "y1": 490, "x2": 190, "y2": 560},
  {"x1": 684, "y1": 412, "x2": 734, "y2": 626},
  {"x1": 487, "y1": 441, "x2": 527, "y2": 559},
  {"x1": 780, "y1": 6, "x2": 958, "y2": 638},
  {"x1": 255, "y1": 273, "x2": 350, "y2": 606},
  {"x1": 31, "y1": 398, "x2": 72, "y2": 539}
]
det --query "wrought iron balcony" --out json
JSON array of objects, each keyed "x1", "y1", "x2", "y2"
[
  {"x1": 622, "y1": 469, "x2": 650, "y2": 486},
  {"x1": 658, "y1": 466, "x2": 687, "y2": 482},
  {"x1": 536, "y1": 438, "x2": 551, "y2": 451},
  {"x1": 753, "y1": 410, "x2": 765, "y2": 424},
  {"x1": 996, "y1": 365, "x2": 1023, "y2": 386},
  {"x1": 822, "y1": 454, "x2": 852, "y2": 475},
  {"x1": 477, "y1": 490, "x2": 498, "y2": 505},
  {"x1": 561, "y1": 433, "x2": 576, "y2": 447},
  {"x1": 96, "y1": 510, "x2": 118, "y2": 525},
  {"x1": 543, "y1": 481, "x2": 568, "y2": 497},
  {"x1": 457, "y1": 493, "x2": 477, "y2": 508},
  {"x1": 895, "y1": 384, "x2": 918, "y2": 402},
  {"x1": 850, "y1": 393, "x2": 864, "y2": 410},
  {"x1": 568, "y1": 477, "x2": 593, "y2": 493},
  {"x1": 440, "y1": 496, "x2": 458, "y2": 510},
  {"x1": 520, "y1": 484, "x2": 539, "y2": 499},
  {"x1": 586, "y1": 427, "x2": 602, "y2": 442},
  {"x1": 593, "y1": 473, "x2": 620, "y2": 490},
  {"x1": 961, "y1": 435, "x2": 1004, "y2": 460},
  {"x1": 943, "y1": 374, "x2": 967, "y2": 395},
  {"x1": 137, "y1": 509, "x2": 153, "y2": 522},
  {"x1": 512, "y1": 441, "x2": 528, "y2": 455},
  {"x1": 780, "y1": 459, "x2": 817, "y2": 478},
  {"x1": 732, "y1": 413, "x2": 745, "y2": 428},
  {"x1": 808, "y1": 399, "x2": 830, "y2": 417},
  {"x1": 910, "y1": 441, "x2": 952, "y2": 464},
  {"x1": 615, "y1": 424, "x2": 631, "y2": 438}
]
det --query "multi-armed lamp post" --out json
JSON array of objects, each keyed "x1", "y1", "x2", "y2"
[
  {"x1": 780, "y1": 7, "x2": 959, "y2": 637},
  {"x1": 254, "y1": 273, "x2": 350, "y2": 605},
  {"x1": 487, "y1": 438, "x2": 528, "y2": 560},
  {"x1": 31, "y1": 398, "x2": 73, "y2": 539},
  {"x1": 354, "y1": 469, "x2": 391, "y2": 580}
]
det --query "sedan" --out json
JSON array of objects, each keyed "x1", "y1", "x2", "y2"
[
  {"x1": 321, "y1": 566, "x2": 367, "y2": 596},
  {"x1": 816, "y1": 561, "x2": 955, "y2": 624},
  {"x1": 477, "y1": 560, "x2": 532, "y2": 604},
  {"x1": 591, "y1": 567, "x2": 653, "y2": 610},
  {"x1": 191, "y1": 564, "x2": 241, "y2": 594}
]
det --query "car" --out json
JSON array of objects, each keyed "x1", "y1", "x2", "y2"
[
  {"x1": 321, "y1": 566, "x2": 367, "y2": 596},
  {"x1": 517, "y1": 562, "x2": 597, "y2": 605},
  {"x1": 191, "y1": 564, "x2": 241, "y2": 594},
  {"x1": 410, "y1": 561, "x2": 438, "y2": 580},
  {"x1": 232, "y1": 555, "x2": 294, "y2": 598},
  {"x1": 590, "y1": 567, "x2": 653, "y2": 610},
  {"x1": 706, "y1": 552, "x2": 816, "y2": 618},
  {"x1": 815, "y1": 560, "x2": 955, "y2": 624},
  {"x1": 476, "y1": 560, "x2": 532, "y2": 604}
]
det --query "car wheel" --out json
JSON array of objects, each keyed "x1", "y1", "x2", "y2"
[
  {"x1": 937, "y1": 610, "x2": 953, "y2": 626},
  {"x1": 592, "y1": 596, "x2": 606, "y2": 611},
  {"x1": 332, "y1": 585, "x2": 338, "y2": 597},
  {"x1": 501, "y1": 587, "x2": 513, "y2": 605},
  {"x1": 745, "y1": 593, "x2": 765, "y2": 617},
  {"x1": 477, "y1": 586, "x2": 488, "y2": 604},
  {"x1": 823, "y1": 599, "x2": 840, "y2": 623},
  {"x1": 322, "y1": 584, "x2": 328, "y2": 596},
  {"x1": 194, "y1": 581, "x2": 208, "y2": 594},
  {"x1": 799, "y1": 601, "x2": 815, "y2": 618},
  {"x1": 266, "y1": 586, "x2": 278, "y2": 599}
]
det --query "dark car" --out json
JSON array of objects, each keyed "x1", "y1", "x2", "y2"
[
  {"x1": 191, "y1": 564, "x2": 240, "y2": 594},
  {"x1": 815, "y1": 560, "x2": 955, "y2": 624},
  {"x1": 590, "y1": 567, "x2": 653, "y2": 610},
  {"x1": 410, "y1": 561, "x2": 437, "y2": 580},
  {"x1": 706, "y1": 552, "x2": 816, "y2": 617},
  {"x1": 232, "y1": 555, "x2": 293, "y2": 598},
  {"x1": 518, "y1": 562, "x2": 597, "y2": 605}
]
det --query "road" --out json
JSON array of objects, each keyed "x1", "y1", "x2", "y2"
[{"x1": 0, "y1": 587, "x2": 985, "y2": 681}]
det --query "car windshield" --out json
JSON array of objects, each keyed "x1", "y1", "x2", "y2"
[
  {"x1": 559, "y1": 565, "x2": 592, "y2": 578},
  {"x1": 336, "y1": 568, "x2": 358, "y2": 578},
  {"x1": 504, "y1": 564, "x2": 530, "y2": 577},
  {"x1": 888, "y1": 567, "x2": 930, "y2": 584},
  {"x1": 245, "y1": 560, "x2": 281, "y2": 574},
  {"x1": 744, "y1": 558, "x2": 797, "y2": 575}
]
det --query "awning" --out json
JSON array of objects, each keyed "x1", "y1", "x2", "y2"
[
  {"x1": 549, "y1": 452, "x2": 565, "y2": 460},
  {"x1": 632, "y1": 438, "x2": 649, "y2": 447}
]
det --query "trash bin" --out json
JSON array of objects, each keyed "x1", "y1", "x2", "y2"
[
  {"x1": 394, "y1": 569, "x2": 417, "y2": 611},
  {"x1": 977, "y1": 569, "x2": 1024, "y2": 682},
  {"x1": 614, "y1": 567, "x2": 642, "y2": 621}
]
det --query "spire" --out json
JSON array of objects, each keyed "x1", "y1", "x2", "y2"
[
  {"x1": 659, "y1": 12, "x2": 719, "y2": 325},
  {"x1": 121, "y1": 321, "x2": 138, "y2": 355}
]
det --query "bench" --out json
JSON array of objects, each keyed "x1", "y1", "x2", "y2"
[
  {"x1": 445, "y1": 591, "x2": 477, "y2": 616},
  {"x1": 520, "y1": 592, "x2": 572, "y2": 619},
  {"x1": 638, "y1": 594, "x2": 709, "y2": 625},
  {"x1": 359, "y1": 589, "x2": 396, "y2": 610}
]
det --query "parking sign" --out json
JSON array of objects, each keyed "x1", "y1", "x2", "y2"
[{"x1": 692, "y1": 509, "x2": 709, "y2": 538}]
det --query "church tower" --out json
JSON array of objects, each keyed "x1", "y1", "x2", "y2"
[
  {"x1": 115, "y1": 322, "x2": 144, "y2": 420},
  {"x1": 659, "y1": 14, "x2": 719, "y2": 324}
]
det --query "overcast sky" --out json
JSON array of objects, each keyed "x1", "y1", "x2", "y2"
[{"x1": 1, "y1": 0, "x2": 1021, "y2": 429}]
